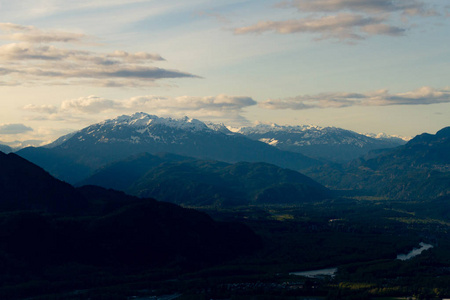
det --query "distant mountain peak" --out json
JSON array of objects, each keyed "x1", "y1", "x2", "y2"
[
  {"x1": 236, "y1": 123, "x2": 407, "y2": 162},
  {"x1": 100, "y1": 112, "x2": 211, "y2": 132},
  {"x1": 204, "y1": 122, "x2": 234, "y2": 134},
  {"x1": 362, "y1": 132, "x2": 411, "y2": 142},
  {"x1": 235, "y1": 123, "x2": 324, "y2": 134}
]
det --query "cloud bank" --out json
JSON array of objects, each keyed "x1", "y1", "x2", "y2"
[
  {"x1": 0, "y1": 123, "x2": 33, "y2": 134},
  {"x1": 0, "y1": 23, "x2": 198, "y2": 87},
  {"x1": 260, "y1": 87, "x2": 450, "y2": 110},
  {"x1": 235, "y1": 0, "x2": 440, "y2": 41},
  {"x1": 23, "y1": 94, "x2": 257, "y2": 124}
]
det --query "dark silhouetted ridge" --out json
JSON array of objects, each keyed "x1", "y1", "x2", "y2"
[{"x1": 0, "y1": 151, "x2": 88, "y2": 213}]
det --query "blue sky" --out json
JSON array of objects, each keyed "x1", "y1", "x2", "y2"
[{"x1": 0, "y1": 0, "x2": 449, "y2": 145}]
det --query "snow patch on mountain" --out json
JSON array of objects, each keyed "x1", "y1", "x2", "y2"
[
  {"x1": 57, "y1": 112, "x2": 247, "y2": 148},
  {"x1": 236, "y1": 123, "x2": 409, "y2": 146},
  {"x1": 235, "y1": 123, "x2": 323, "y2": 135},
  {"x1": 205, "y1": 122, "x2": 234, "y2": 134},
  {"x1": 258, "y1": 138, "x2": 279, "y2": 146},
  {"x1": 363, "y1": 132, "x2": 411, "y2": 142},
  {"x1": 101, "y1": 112, "x2": 210, "y2": 132}
]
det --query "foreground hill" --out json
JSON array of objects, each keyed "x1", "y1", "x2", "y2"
[
  {"x1": 237, "y1": 124, "x2": 406, "y2": 162},
  {"x1": 307, "y1": 127, "x2": 450, "y2": 199},
  {"x1": 80, "y1": 153, "x2": 331, "y2": 206},
  {"x1": 0, "y1": 150, "x2": 261, "y2": 297},
  {"x1": 17, "y1": 113, "x2": 320, "y2": 183},
  {"x1": 0, "y1": 151, "x2": 88, "y2": 213}
]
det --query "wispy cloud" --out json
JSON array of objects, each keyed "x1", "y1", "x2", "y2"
[
  {"x1": 0, "y1": 23, "x2": 86, "y2": 43},
  {"x1": 260, "y1": 87, "x2": 450, "y2": 110},
  {"x1": 22, "y1": 104, "x2": 59, "y2": 114},
  {"x1": 235, "y1": 13, "x2": 404, "y2": 40},
  {"x1": 235, "y1": 0, "x2": 440, "y2": 42},
  {"x1": 22, "y1": 94, "x2": 257, "y2": 124},
  {"x1": 283, "y1": 0, "x2": 437, "y2": 16},
  {"x1": 60, "y1": 96, "x2": 117, "y2": 114},
  {"x1": 0, "y1": 23, "x2": 199, "y2": 87},
  {"x1": 196, "y1": 10, "x2": 231, "y2": 24},
  {"x1": 0, "y1": 0, "x2": 152, "y2": 20}
]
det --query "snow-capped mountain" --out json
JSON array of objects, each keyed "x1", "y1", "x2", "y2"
[
  {"x1": 17, "y1": 113, "x2": 320, "y2": 183},
  {"x1": 235, "y1": 123, "x2": 407, "y2": 162},
  {"x1": 105, "y1": 113, "x2": 211, "y2": 132},
  {"x1": 363, "y1": 132, "x2": 411, "y2": 142},
  {"x1": 62, "y1": 113, "x2": 218, "y2": 145}
]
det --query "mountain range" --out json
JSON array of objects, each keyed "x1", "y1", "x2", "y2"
[
  {"x1": 79, "y1": 152, "x2": 331, "y2": 207},
  {"x1": 307, "y1": 127, "x2": 450, "y2": 199},
  {"x1": 17, "y1": 113, "x2": 320, "y2": 183},
  {"x1": 12, "y1": 113, "x2": 449, "y2": 201},
  {"x1": 235, "y1": 124, "x2": 407, "y2": 162}
]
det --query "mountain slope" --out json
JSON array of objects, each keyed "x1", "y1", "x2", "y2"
[
  {"x1": 17, "y1": 113, "x2": 320, "y2": 183},
  {"x1": 237, "y1": 124, "x2": 406, "y2": 162},
  {"x1": 0, "y1": 151, "x2": 88, "y2": 213},
  {"x1": 15, "y1": 146, "x2": 92, "y2": 184},
  {"x1": 77, "y1": 152, "x2": 191, "y2": 191},
  {"x1": 361, "y1": 126, "x2": 450, "y2": 170},
  {"x1": 307, "y1": 127, "x2": 450, "y2": 199},
  {"x1": 0, "y1": 151, "x2": 262, "y2": 293},
  {"x1": 80, "y1": 153, "x2": 330, "y2": 206}
]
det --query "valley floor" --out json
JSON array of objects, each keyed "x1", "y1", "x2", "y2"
[{"x1": 5, "y1": 197, "x2": 450, "y2": 300}]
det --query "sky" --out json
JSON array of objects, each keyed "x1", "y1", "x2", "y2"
[{"x1": 0, "y1": 0, "x2": 449, "y2": 146}]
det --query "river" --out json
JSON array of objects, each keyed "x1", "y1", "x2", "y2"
[
  {"x1": 396, "y1": 242, "x2": 433, "y2": 261},
  {"x1": 289, "y1": 267, "x2": 338, "y2": 278},
  {"x1": 290, "y1": 242, "x2": 434, "y2": 278}
]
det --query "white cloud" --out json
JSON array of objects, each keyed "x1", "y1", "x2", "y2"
[{"x1": 260, "y1": 87, "x2": 450, "y2": 110}]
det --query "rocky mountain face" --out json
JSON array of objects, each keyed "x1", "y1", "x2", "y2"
[
  {"x1": 17, "y1": 113, "x2": 320, "y2": 183},
  {"x1": 307, "y1": 127, "x2": 450, "y2": 199},
  {"x1": 79, "y1": 153, "x2": 331, "y2": 207},
  {"x1": 236, "y1": 124, "x2": 407, "y2": 162}
]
